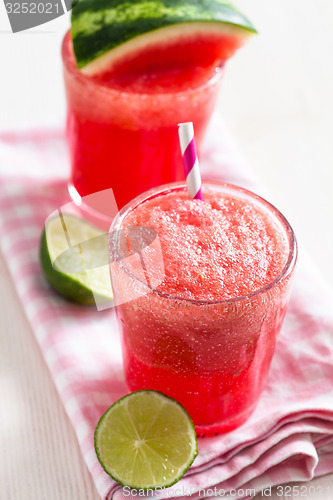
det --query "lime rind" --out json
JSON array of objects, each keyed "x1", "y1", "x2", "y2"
[{"x1": 94, "y1": 390, "x2": 198, "y2": 490}]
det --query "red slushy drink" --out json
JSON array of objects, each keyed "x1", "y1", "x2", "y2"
[
  {"x1": 110, "y1": 182, "x2": 297, "y2": 436},
  {"x1": 62, "y1": 33, "x2": 223, "y2": 209}
]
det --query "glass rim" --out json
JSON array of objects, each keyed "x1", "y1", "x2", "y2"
[
  {"x1": 109, "y1": 181, "x2": 298, "y2": 306},
  {"x1": 61, "y1": 30, "x2": 224, "y2": 99}
]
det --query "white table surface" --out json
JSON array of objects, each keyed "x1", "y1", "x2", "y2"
[{"x1": 1, "y1": 1, "x2": 333, "y2": 499}]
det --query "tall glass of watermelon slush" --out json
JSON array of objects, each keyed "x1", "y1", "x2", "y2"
[
  {"x1": 109, "y1": 181, "x2": 297, "y2": 436},
  {"x1": 62, "y1": 33, "x2": 224, "y2": 210}
]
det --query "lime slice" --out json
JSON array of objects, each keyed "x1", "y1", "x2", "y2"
[
  {"x1": 40, "y1": 213, "x2": 113, "y2": 305},
  {"x1": 94, "y1": 390, "x2": 198, "y2": 489}
]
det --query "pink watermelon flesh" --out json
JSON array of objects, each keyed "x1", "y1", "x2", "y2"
[{"x1": 91, "y1": 31, "x2": 244, "y2": 93}]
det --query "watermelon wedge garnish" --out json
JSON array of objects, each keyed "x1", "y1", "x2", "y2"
[{"x1": 71, "y1": 0, "x2": 257, "y2": 76}]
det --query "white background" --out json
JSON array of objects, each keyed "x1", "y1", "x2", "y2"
[{"x1": 0, "y1": 1, "x2": 332, "y2": 499}]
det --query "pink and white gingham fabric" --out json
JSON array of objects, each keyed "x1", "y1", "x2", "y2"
[{"x1": 0, "y1": 118, "x2": 333, "y2": 500}]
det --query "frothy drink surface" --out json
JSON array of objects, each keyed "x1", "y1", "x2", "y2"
[{"x1": 125, "y1": 188, "x2": 289, "y2": 300}]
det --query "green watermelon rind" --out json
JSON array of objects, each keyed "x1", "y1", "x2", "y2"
[{"x1": 71, "y1": 0, "x2": 257, "y2": 70}]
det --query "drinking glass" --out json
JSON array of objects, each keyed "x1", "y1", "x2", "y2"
[
  {"x1": 62, "y1": 32, "x2": 224, "y2": 210},
  {"x1": 109, "y1": 182, "x2": 297, "y2": 436}
]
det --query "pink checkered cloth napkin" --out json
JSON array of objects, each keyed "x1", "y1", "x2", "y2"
[{"x1": 0, "y1": 119, "x2": 333, "y2": 500}]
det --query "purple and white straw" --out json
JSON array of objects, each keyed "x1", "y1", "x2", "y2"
[{"x1": 178, "y1": 122, "x2": 203, "y2": 201}]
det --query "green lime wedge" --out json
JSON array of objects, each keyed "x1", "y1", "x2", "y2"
[
  {"x1": 40, "y1": 213, "x2": 113, "y2": 305},
  {"x1": 94, "y1": 390, "x2": 198, "y2": 489}
]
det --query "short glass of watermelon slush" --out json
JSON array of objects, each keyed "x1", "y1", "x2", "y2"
[
  {"x1": 62, "y1": 32, "x2": 224, "y2": 210},
  {"x1": 109, "y1": 181, "x2": 297, "y2": 436}
]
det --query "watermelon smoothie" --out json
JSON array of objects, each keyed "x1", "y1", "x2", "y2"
[
  {"x1": 110, "y1": 182, "x2": 297, "y2": 436},
  {"x1": 62, "y1": 32, "x2": 224, "y2": 210}
]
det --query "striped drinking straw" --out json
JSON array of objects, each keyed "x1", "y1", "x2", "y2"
[{"x1": 178, "y1": 122, "x2": 203, "y2": 201}]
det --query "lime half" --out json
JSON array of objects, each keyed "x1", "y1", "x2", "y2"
[
  {"x1": 94, "y1": 390, "x2": 198, "y2": 489},
  {"x1": 40, "y1": 213, "x2": 113, "y2": 305}
]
